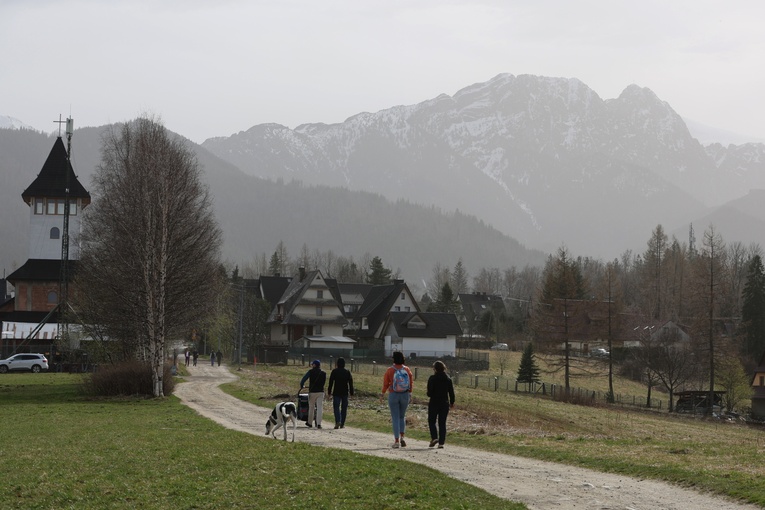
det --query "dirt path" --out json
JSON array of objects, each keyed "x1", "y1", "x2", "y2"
[{"x1": 174, "y1": 363, "x2": 759, "y2": 510}]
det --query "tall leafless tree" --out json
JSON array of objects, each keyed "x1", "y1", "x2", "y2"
[{"x1": 75, "y1": 116, "x2": 223, "y2": 397}]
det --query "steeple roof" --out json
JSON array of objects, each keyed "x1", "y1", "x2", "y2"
[{"x1": 21, "y1": 137, "x2": 91, "y2": 204}]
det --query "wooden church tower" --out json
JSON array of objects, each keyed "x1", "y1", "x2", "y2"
[{"x1": 0, "y1": 124, "x2": 91, "y2": 356}]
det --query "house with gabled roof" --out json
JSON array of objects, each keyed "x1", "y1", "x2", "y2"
[
  {"x1": 382, "y1": 311, "x2": 461, "y2": 358},
  {"x1": 457, "y1": 292, "x2": 506, "y2": 339},
  {"x1": 351, "y1": 279, "x2": 419, "y2": 349},
  {"x1": 751, "y1": 351, "x2": 765, "y2": 419},
  {"x1": 267, "y1": 268, "x2": 347, "y2": 347}
]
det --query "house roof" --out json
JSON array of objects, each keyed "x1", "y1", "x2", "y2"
[
  {"x1": 458, "y1": 292, "x2": 506, "y2": 317},
  {"x1": 385, "y1": 311, "x2": 462, "y2": 338},
  {"x1": 268, "y1": 269, "x2": 346, "y2": 326},
  {"x1": 6, "y1": 259, "x2": 78, "y2": 283},
  {"x1": 21, "y1": 137, "x2": 91, "y2": 204},
  {"x1": 301, "y1": 335, "x2": 357, "y2": 345},
  {"x1": 354, "y1": 281, "x2": 417, "y2": 339},
  {"x1": 0, "y1": 310, "x2": 60, "y2": 325},
  {"x1": 258, "y1": 275, "x2": 292, "y2": 308}
]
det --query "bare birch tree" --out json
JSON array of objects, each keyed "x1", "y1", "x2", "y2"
[{"x1": 76, "y1": 116, "x2": 223, "y2": 397}]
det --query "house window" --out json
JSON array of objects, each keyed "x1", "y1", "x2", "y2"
[
  {"x1": 316, "y1": 325, "x2": 322, "y2": 335},
  {"x1": 405, "y1": 306, "x2": 410, "y2": 312},
  {"x1": 69, "y1": 201, "x2": 77, "y2": 216},
  {"x1": 47, "y1": 200, "x2": 57, "y2": 215},
  {"x1": 317, "y1": 290, "x2": 323, "y2": 299},
  {"x1": 401, "y1": 292, "x2": 405, "y2": 300},
  {"x1": 361, "y1": 317, "x2": 368, "y2": 330},
  {"x1": 34, "y1": 198, "x2": 45, "y2": 215},
  {"x1": 394, "y1": 306, "x2": 400, "y2": 311},
  {"x1": 316, "y1": 306, "x2": 323, "y2": 316},
  {"x1": 50, "y1": 227, "x2": 60, "y2": 240},
  {"x1": 47, "y1": 291, "x2": 58, "y2": 304}
]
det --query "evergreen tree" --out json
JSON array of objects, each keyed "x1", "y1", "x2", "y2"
[
  {"x1": 451, "y1": 258, "x2": 469, "y2": 294},
  {"x1": 433, "y1": 281, "x2": 459, "y2": 313},
  {"x1": 742, "y1": 255, "x2": 765, "y2": 360},
  {"x1": 517, "y1": 342, "x2": 541, "y2": 384},
  {"x1": 366, "y1": 256, "x2": 393, "y2": 285}
]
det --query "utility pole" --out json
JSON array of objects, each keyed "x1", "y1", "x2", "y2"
[{"x1": 56, "y1": 116, "x2": 74, "y2": 357}]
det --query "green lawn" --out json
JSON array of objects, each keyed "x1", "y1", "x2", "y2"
[{"x1": 0, "y1": 373, "x2": 524, "y2": 510}]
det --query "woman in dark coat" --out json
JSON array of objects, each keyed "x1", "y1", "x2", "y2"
[{"x1": 426, "y1": 360, "x2": 455, "y2": 448}]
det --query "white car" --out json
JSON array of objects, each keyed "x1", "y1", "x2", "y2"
[
  {"x1": 490, "y1": 343, "x2": 509, "y2": 350},
  {"x1": 0, "y1": 353, "x2": 49, "y2": 373}
]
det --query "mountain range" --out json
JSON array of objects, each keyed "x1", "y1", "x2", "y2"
[{"x1": 2, "y1": 73, "x2": 764, "y2": 286}]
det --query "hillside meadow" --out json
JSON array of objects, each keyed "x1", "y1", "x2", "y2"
[
  {"x1": 0, "y1": 372, "x2": 523, "y2": 510},
  {"x1": 222, "y1": 352, "x2": 765, "y2": 507}
]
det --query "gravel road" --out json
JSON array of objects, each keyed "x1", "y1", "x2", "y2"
[{"x1": 174, "y1": 363, "x2": 759, "y2": 510}]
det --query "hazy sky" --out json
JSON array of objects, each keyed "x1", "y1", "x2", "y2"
[{"x1": 2, "y1": 0, "x2": 764, "y2": 144}]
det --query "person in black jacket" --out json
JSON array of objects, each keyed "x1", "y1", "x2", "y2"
[
  {"x1": 427, "y1": 360, "x2": 455, "y2": 448},
  {"x1": 300, "y1": 360, "x2": 327, "y2": 428},
  {"x1": 327, "y1": 357, "x2": 354, "y2": 429}
]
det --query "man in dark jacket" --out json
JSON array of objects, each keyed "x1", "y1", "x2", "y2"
[
  {"x1": 300, "y1": 360, "x2": 326, "y2": 428},
  {"x1": 426, "y1": 360, "x2": 456, "y2": 448},
  {"x1": 327, "y1": 357, "x2": 354, "y2": 429}
]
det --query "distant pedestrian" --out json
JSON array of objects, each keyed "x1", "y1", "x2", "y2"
[
  {"x1": 427, "y1": 360, "x2": 455, "y2": 449},
  {"x1": 300, "y1": 360, "x2": 326, "y2": 428},
  {"x1": 216, "y1": 350, "x2": 222, "y2": 366},
  {"x1": 184, "y1": 350, "x2": 190, "y2": 367},
  {"x1": 327, "y1": 357, "x2": 354, "y2": 429},
  {"x1": 192, "y1": 350, "x2": 198, "y2": 366},
  {"x1": 210, "y1": 351, "x2": 216, "y2": 366},
  {"x1": 380, "y1": 351, "x2": 413, "y2": 448}
]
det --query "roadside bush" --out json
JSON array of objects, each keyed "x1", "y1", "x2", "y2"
[{"x1": 83, "y1": 360, "x2": 176, "y2": 397}]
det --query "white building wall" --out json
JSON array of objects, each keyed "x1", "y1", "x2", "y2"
[{"x1": 28, "y1": 199, "x2": 82, "y2": 260}]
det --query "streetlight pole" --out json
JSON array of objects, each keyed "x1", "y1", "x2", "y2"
[{"x1": 237, "y1": 283, "x2": 244, "y2": 371}]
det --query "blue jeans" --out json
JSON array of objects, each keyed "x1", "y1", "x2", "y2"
[
  {"x1": 332, "y1": 395, "x2": 349, "y2": 425},
  {"x1": 388, "y1": 392, "x2": 410, "y2": 439}
]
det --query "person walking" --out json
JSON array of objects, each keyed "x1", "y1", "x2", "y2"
[
  {"x1": 427, "y1": 360, "x2": 455, "y2": 449},
  {"x1": 192, "y1": 350, "x2": 198, "y2": 367},
  {"x1": 184, "y1": 350, "x2": 190, "y2": 367},
  {"x1": 210, "y1": 351, "x2": 216, "y2": 366},
  {"x1": 216, "y1": 350, "x2": 222, "y2": 366},
  {"x1": 300, "y1": 360, "x2": 326, "y2": 428},
  {"x1": 380, "y1": 351, "x2": 414, "y2": 448},
  {"x1": 327, "y1": 357, "x2": 354, "y2": 429}
]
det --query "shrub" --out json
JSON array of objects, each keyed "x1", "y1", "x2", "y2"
[{"x1": 84, "y1": 360, "x2": 176, "y2": 397}]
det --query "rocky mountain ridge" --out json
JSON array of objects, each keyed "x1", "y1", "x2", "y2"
[{"x1": 202, "y1": 74, "x2": 765, "y2": 258}]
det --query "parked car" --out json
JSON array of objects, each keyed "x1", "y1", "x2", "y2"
[
  {"x1": 490, "y1": 343, "x2": 509, "y2": 350},
  {"x1": 592, "y1": 348, "x2": 609, "y2": 358},
  {"x1": 0, "y1": 353, "x2": 49, "y2": 373}
]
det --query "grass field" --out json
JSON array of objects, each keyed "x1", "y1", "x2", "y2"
[
  {"x1": 224, "y1": 356, "x2": 765, "y2": 508},
  {"x1": 0, "y1": 372, "x2": 524, "y2": 510}
]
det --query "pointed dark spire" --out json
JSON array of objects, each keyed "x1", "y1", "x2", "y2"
[{"x1": 21, "y1": 137, "x2": 91, "y2": 204}]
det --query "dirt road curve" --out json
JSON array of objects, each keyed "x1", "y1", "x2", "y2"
[{"x1": 175, "y1": 363, "x2": 759, "y2": 510}]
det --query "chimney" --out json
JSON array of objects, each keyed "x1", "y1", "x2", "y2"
[
  {"x1": 299, "y1": 267, "x2": 306, "y2": 281},
  {"x1": 393, "y1": 279, "x2": 404, "y2": 285}
]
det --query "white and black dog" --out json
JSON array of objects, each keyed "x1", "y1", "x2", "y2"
[{"x1": 265, "y1": 401, "x2": 297, "y2": 442}]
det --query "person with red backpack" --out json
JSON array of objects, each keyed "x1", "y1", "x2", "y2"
[{"x1": 380, "y1": 351, "x2": 414, "y2": 448}]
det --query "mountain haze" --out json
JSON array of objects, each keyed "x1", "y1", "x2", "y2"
[
  {"x1": 0, "y1": 127, "x2": 544, "y2": 285},
  {"x1": 203, "y1": 73, "x2": 765, "y2": 258}
]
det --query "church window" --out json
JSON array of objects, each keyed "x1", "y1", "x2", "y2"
[
  {"x1": 35, "y1": 198, "x2": 45, "y2": 214},
  {"x1": 47, "y1": 291, "x2": 58, "y2": 304},
  {"x1": 50, "y1": 227, "x2": 60, "y2": 239}
]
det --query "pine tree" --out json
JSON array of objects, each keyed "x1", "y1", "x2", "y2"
[
  {"x1": 742, "y1": 255, "x2": 765, "y2": 360},
  {"x1": 517, "y1": 342, "x2": 541, "y2": 384},
  {"x1": 366, "y1": 256, "x2": 393, "y2": 285}
]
